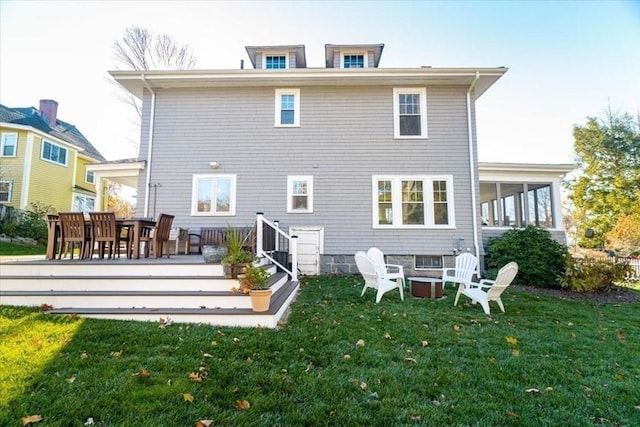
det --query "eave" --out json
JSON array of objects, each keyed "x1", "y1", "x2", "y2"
[{"x1": 109, "y1": 67, "x2": 508, "y2": 100}]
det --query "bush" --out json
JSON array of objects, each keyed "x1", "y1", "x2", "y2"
[
  {"x1": 560, "y1": 256, "x2": 634, "y2": 292},
  {"x1": 0, "y1": 202, "x2": 53, "y2": 244},
  {"x1": 486, "y1": 225, "x2": 567, "y2": 288}
]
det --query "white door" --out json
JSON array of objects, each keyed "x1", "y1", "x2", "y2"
[{"x1": 290, "y1": 227, "x2": 323, "y2": 276}]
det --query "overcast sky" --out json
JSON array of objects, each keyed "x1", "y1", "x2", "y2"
[{"x1": 1, "y1": 0, "x2": 639, "y2": 162}]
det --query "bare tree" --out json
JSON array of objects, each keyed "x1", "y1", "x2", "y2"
[{"x1": 111, "y1": 27, "x2": 197, "y2": 151}]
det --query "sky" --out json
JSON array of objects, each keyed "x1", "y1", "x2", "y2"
[{"x1": 1, "y1": 0, "x2": 639, "y2": 163}]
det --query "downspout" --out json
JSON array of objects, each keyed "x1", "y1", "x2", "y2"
[
  {"x1": 141, "y1": 73, "x2": 156, "y2": 218},
  {"x1": 466, "y1": 72, "x2": 481, "y2": 269}
]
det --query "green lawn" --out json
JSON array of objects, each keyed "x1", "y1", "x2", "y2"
[
  {"x1": 1, "y1": 276, "x2": 639, "y2": 426},
  {"x1": 0, "y1": 240, "x2": 46, "y2": 256}
]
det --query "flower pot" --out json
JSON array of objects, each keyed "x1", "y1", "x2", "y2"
[
  {"x1": 202, "y1": 245, "x2": 227, "y2": 263},
  {"x1": 249, "y1": 289, "x2": 272, "y2": 312}
]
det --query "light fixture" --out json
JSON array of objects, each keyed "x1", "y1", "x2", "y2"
[{"x1": 209, "y1": 161, "x2": 220, "y2": 169}]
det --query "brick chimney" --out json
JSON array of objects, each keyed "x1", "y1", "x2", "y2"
[{"x1": 39, "y1": 99, "x2": 58, "y2": 128}]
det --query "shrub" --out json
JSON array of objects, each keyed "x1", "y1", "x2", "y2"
[
  {"x1": 560, "y1": 256, "x2": 634, "y2": 292},
  {"x1": 0, "y1": 202, "x2": 53, "y2": 244},
  {"x1": 486, "y1": 225, "x2": 567, "y2": 288}
]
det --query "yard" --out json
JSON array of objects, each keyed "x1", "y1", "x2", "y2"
[{"x1": 1, "y1": 275, "x2": 639, "y2": 426}]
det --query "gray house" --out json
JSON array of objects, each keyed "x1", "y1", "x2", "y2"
[{"x1": 109, "y1": 43, "x2": 570, "y2": 275}]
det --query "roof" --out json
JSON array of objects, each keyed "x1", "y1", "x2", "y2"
[
  {"x1": 0, "y1": 104, "x2": 106, "y2": 162},
  {"x1": 245, "y1": 45, "x2": 307, "y2": 68},
  {"x1": 110, "y1": 66, "x2": 508, "y2": 100},
  {"x1": 324, "y1": 43, "x2": 384, "y2": 68}
]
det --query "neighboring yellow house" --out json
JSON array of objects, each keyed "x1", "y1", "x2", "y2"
[{"x1": 0, "y1": 99, "x2": 107, "y2": 214}]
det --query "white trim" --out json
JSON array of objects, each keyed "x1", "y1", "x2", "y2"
[
  {"x1": 191, "y1": 174, "x2": 236, "y2": 216},
  {"x1": 0, "y1": 123, "x2": 86, "y2": 153},
  {"x1": 274, "y1": 88, "x2": 300, "y2": 127},
  {"x1": 393, "y1": 88, "x2": 428, "y2": 139},
  {"x1": 262, "y1": 52, "x2": 289, "y2": 69},
  {"x1": 85, "y1": 169, "x2": 95, "y2": 184},
  {"x1": 340, "y1": 51, "x2": 368, "y2": 68},
  {"x1": 0, "y1": 132, "x2": 18, "y2": 157},
  {"x1": 287, "y1": 175, "x2": 313, "y2": 213},
  {"x1": 372, "y1": 175, "x2": 455, "y2": 229},
  {"x1": 20, "y1": 133, "x2": 34, "y2": 209}
]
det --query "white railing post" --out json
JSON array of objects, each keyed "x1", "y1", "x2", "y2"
[
  {"x1": 291, "y1": 235, "x2": 298, "y2": 282},
  {"x1": 274, "y1": 220, "x2": 280, "y2": 252},
  {"x1": 256, "y1": 212, "x2": 264, "y2": 258}
]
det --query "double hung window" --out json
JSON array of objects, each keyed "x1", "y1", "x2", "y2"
[
  {"x1": 1, "y1": 132, "x2": 17, "y2": 157},
  {"x1": 192, "y1": 174, "x2": 236, "y2": 216},
  {"x1": 275, "y1": 89, "x2": 300, "y2": 127},
  {"x1": 373, "y1": 176, "x2": 454, "y2": 228},
  {"x1": 0, "y1": 181, "x2": 12, "y2": 203},
  {"x1": 393, "y1": 88, "x2": 428, "y2": 138},
  {"x1": 86, "y1": 170, "x2": 95, "y2": 184},
  {"x1": 41, "y1": 140, "x2": 67, "y2": 166},
  {"x1": 287, "y1": 176, "x2": 313, "y2": 213}
]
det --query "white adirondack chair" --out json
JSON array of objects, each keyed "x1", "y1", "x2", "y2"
[
  {"x1": 355, "y1": 251, "x2": 404, "y2": 303},
  {"x1": 367, "y1": 247, "x2": 406, "y2": 289},
  {"x1": 454, "y1": 262, "x2": 518, "y2": 314},
  {"x1": 442, "y1": 253, "x2": 479, "y2": 294}
]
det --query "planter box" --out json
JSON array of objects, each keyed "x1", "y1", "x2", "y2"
[{"x1": 410, "y1": 279, "x2": 443, "y2": 299}]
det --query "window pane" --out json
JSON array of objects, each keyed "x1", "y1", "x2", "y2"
[
  {"x1": 43, "y1": 142, "x2": 51, "y2": 159},
  {"x1": 402, "y1": 180, "x2": 424, "y2": 225},
  {"x1": 344, "y1": 54, "x2": 364, "y2": 68},
  {"x1": 399, "y1": 116, "x2": 421, "y2": 136},
  {"x1": 292, "y1": 180, "x2": 307, "y2": 196},
  {"x1": 197, "y1": 179, "x2": 212, "y2": 213},
  {"x1": 216, "y1": 178, "x2": 231, "y2": 212},
  {"x1": 281, "y1": 110, "x2": 294, "y2": 125},
  {"x1": 377, "y1": 180, "x2": 392, "y2": 225},
  {"x1": 415, "y1": 255, "x2": 443, "y2": 269},
  {"x1": 292, "y1": 195, "x2": 308, "y2": 210},
  {"x1": 281, "y1": 95, "x2": 294, "y2": 109}
]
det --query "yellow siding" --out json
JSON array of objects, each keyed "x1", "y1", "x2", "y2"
[
  {"x1": 76, "y1": 157, "x2": 97, "y2": 192},
  {"x1": 0, "y1": 126, "x2": 28, "y2": 209}
]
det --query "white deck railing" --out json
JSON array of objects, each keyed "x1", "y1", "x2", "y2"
[{"x1": 256, "y1": 213, "x2": 298, "y2": 282}]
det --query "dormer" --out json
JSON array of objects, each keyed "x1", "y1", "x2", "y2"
[
  {"x1": 245, "y1": 45, "x2": 307, "y2": 69},
  {"x1": 324, "y1": 44, "x2": 384, "y2": 68}
]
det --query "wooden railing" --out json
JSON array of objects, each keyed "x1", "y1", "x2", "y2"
[{"x1": 256, "y1": 213, "x2": 298, "y2": 282}]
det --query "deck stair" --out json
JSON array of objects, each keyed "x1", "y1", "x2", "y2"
[{"x1": 0, "y1": 256, "x2": 299, "y2": 328}]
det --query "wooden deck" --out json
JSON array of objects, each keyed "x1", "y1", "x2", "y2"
[{"x1": 0, "y1": 255, "x2": 299, "y2": 328}]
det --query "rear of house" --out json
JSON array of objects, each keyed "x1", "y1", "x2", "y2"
[{"x1": 110, "y1": 43, "x2": 523, "y2": 275}]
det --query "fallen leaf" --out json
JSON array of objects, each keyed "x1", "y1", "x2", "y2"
[
  {"x1": 343, "y1": 354, "x2": 351, "y2": 360},
  {"x1": 110, "y1": 351, "x2": 122, "y2": 358},
  {"x1": 421, "y1": 341, "x2": 429, "y2": 347},
  {"x1": 195, "y1": 421, "x2": 213, "y2": 427},
  {"x1": 65, "y1": 375, "x2": 76, "y2": 383},
  {"x1": 80, "y1": 351, "x2": 89, "y2": 359},
  {"x1": 182, "y1": 393, "x2": 194, "y2": 402},
  {"x1": 545, "y1": 387, "x2": 554, "y2": 392},
  {"x1": 360, "y1": 382, "x2": 368, "y2": 391},
  {"x1": 505, "y1": 336, "x2": 518, "y2": 346},
  {"x1": 404, "y1": 357, "x2": 417, "y2": 363},
  {"x1": 188, "y1": 372, "x2": 202, "y2": 381},
  {"x1": 39, "y1": 304, "x2": 53, "y2": 311},
  {"x1": 614, "y1": 373, "x2": 624, "y2": 380},
  {"x1": 383, "y1": 332, "x2": 392, "y2": 340},
  {"x1": 506, "y1": 411, "x2": 519, "y2": 418},
  {"x1": 410, "y1": 416, "x2": 421, "y2": 421},
  {"x1": 512, "y1": 349, "x2": 520, "y2": 357},
  {"x1": 210, "y1": 341, "x2": 218, "y2": 346},
  {"x1": 452, "y1": 324, "x2": 461, "y2": 332},
  {"x1": 356, "y1": 339, "x2": 365, "y2": 347},
  {"x1": 349, "y1": 378, "x2": 360, "y2": 386},
  {"x1": 132, "y1": 369, "x2": 150, "y2": 377},
  {"x1": 235, "y1": 399, "x2": 251, "y2": 411},
  {"x1": 84, "y1": 417, "x2": 94, "y2": 425},
  {"x1": 232, "y1": 337, "x2": 240, "y2": 343},
  {"x1": 21, "y1": 414, "x2": 43, "y2": 425},
  {"x1": 432, "y1": 399, "x2": 441, "y2": 406},
  {"x1": 525, "y1": 388, "x2": 540, "y2": 394},
  {"x1": 634, "y1": 405, "x2": 640, "y2": 410},
  {"x1": 616, "y1": 330, "x2": 626, "y2": 342},
  {"x1": 158, "y1": 316, "x2": 173, "y2": 328},
  {"x1": 203, "y1": 353, "x2": 212, "y2": 358}
]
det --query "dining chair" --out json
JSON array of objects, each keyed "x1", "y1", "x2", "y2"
[
  {"x1": 139, "y1": 213, "x2": 175, "y2": 258},
  {"x1": 58, "y1": 212, "x2": 91, "y2": 260},
  {"x1": 89, "y1": 212, "x2": 121, "y2": 259}
]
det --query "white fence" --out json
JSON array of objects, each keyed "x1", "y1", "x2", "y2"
[{"x1": 609, "y1": 256, "x2": 640, "y2": 281}]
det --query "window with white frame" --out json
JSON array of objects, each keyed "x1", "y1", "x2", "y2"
[
  {"x1": 393, "y1": 88, "x2": 427, "y2": 138},
  {"x1": 343, "y1": 53, "x2": 365, "y2": 68},
  {"x1": 41, "y1": 140, "x2": 67, "y2": 166},
  {"x1": 0, "y1": 181, "x2": 12, "y2": 203},
  {"x1": 265, "y1": 54, "x2": 287, "y2": 69},
  {"x1": 372, "y1": 175, "x2": 454, "y2": 228},
  {"x1": 192, "y1": 174, "x2": 236, "y2": 216},
  {"x1": 275, "y1": 89, "x2": 300, "y2": 127},
  {"x1": 287, "y1": 175, "x2": 313, "y2": 213},
  {"x1": 72, "y1": 194, "x2": 95, "y2": 214},
  {"x1": 1, "y1": 132, "x2": 18, "y2": 157},
  {"x1": 86, "y1": 170, "x2": 95, "y2": 184},
  {"x1": 415, "y1": 255, "x2": 443, "y2": 270}
]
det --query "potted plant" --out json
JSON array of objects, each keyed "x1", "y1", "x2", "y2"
[
  {"x1": 232, "y1": 264, "x2": 272, "y2": 312},
  {"x1": 221, "y1": 228, "x2": 254, "y2": 278}
]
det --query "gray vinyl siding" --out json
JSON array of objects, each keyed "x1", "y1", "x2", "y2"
[{"x1": 137, "y1": 84, "x2": 478, "y2": 256}]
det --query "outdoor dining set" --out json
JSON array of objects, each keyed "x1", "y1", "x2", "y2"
[{"x1": 46, "y1": 212, "x2": 174, "y2": 261}]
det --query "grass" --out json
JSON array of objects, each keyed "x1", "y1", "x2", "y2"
[
  {"x1": 0, "y1": 240, "x2": 46, "y2": 256},
  {"x1": 1, "y1": 276, "x2": 639, "y2": 426}
]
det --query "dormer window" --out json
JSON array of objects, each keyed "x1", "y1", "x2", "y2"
[
  {"x1": 343, "y1": 53, "x2": 365, "y2": 68},
  {"x1": 265, "y1": 54, "x2": 287, "y2": 69}
]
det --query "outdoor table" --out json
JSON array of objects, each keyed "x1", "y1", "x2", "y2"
[{"x1": 408, "y1": 277, "x2": 445, "y2": 300}]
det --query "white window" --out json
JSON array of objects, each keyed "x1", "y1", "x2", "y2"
[
  {"x1": 191, "y1": 174, "x2": 236, "y2": 216},
  {"x1": 287, "y1": 175, "x2": 313, "y2": 213},
  {"x1": 86, "y1": 170, "x2": 95, "y2": 184},
  {"x1": 0, "y1": 181, "x2": 12, "y2": 203},
  {"x1": 275, "y1": 89, "x2": 300, "y2": 127},
  {"x1": 342, "y1": 52, "x2": 366, "y2": 68},
  {"x1": 1, "y1": 132, "x2": 18, "y2": 157},
  {"x1": 393, "y1": 88, "x2": 428, "y2": 139},
  {"x1": 41, "y1": 140, "x2": 67, "y2": 166},
  {"x1": 264, "y1": 54, "x2": 287, "y2": 69},
  {"x1": 72, "y1": 194, "x2": 95, "y2": 214},
  {"x1": 372, "y1": 175, "x2": 455, "y2": 228}
]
